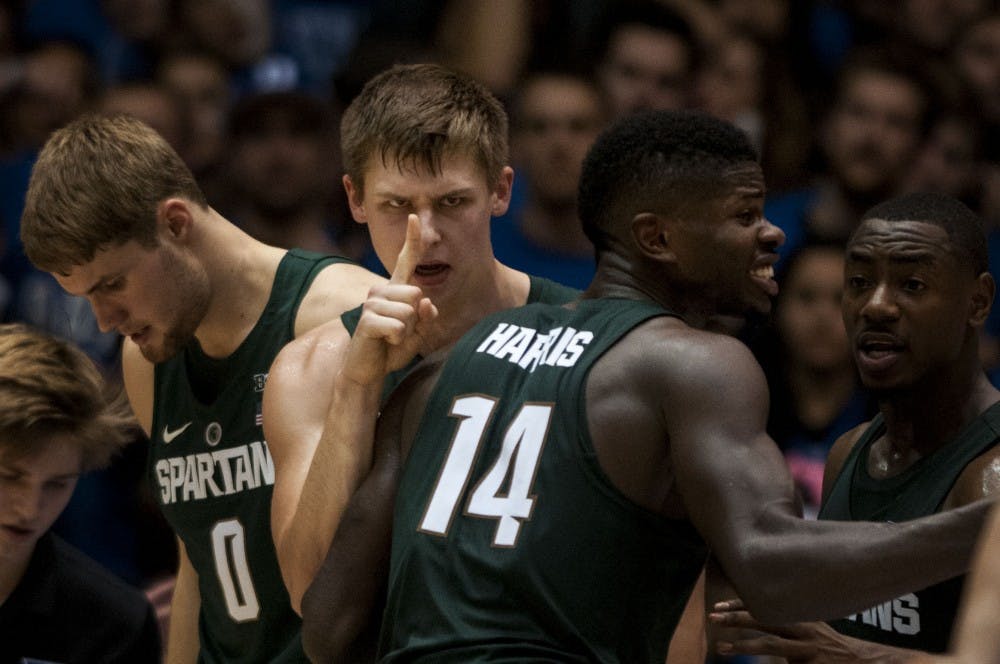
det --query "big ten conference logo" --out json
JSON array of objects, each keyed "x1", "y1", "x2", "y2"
[{"x1": 252, "y1": 373, "x2": 268, "y2": 393}]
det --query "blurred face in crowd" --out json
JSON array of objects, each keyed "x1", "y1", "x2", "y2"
[
  {"x1": 232, "y1": 117, "x2": 331, "y2": 216},
  {"x1": 597, "y1": 24, "x2": 692, "y2": 118},
  {"x1": 14, "y1": 43, "x2": 94, "y2": 150},
  {"x1": 776, "y1": 246, "x2": 851, "y2": 373},
  {"x1": 101, "y1": 0, "x2": 169, "y2": 40},
  {"x1": 823, "y1": 69, "x2": 925, "y2": 197},
  {"x1": 899, "y1": 0, "x2": 989, "y2": 52},
  {"x1": 718, "y1": 0, "x2": 789, "y2": 41},
  {"x1": 99, "y1": 85, "x2": 186, "y2": 154},
  {"x1": 904, "y1": 117, "x2": 981, "y2": 201},
  {"x1": 512, "y1": 74, "x2": 607, "y2": 208},
  {"x1": 955, "y1": 14, "x2": 1000, "y2": 122},
  {"x1": 158, "y1": 53, "x2": 231, "y2": 171},
  {"x1": 695, "y1": 35, "x2": 764, "y2": 123}
]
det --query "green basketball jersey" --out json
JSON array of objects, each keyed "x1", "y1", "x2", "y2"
[
  {"x1": 339, "y1": 275, "x2": 579, "y2": 400},
  {"x1": 380, "y1": 298, "x2": 708, "y2": 663},
  {"x1": 149, "y1": 250, "x2": 350, "y2": 663},
  {"x1": 819, "y1": 402, "x2": 1000, "y2": 652}
]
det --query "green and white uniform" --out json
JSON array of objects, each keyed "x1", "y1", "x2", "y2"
[
  {"x1": 149, "y1": 250, "x2": 349, "y2": 663},
  {"x1": 380, "y1": 298, "x2": 708, "y2": 663},
  {"x1": 340, "y1": 275, "x2": 579, "y2": 399},
  {"x1": 820, "y1": 402, "x2": 1000, "y2": 652}
]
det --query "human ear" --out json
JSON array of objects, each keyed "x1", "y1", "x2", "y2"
[
  {"x1": 343, "y1": 175, "x2": 367, "y2": 224},
  {"x1": 631, "y1": 212, "x2": 676, "y2": 263},
  {"x1": 970, "y1": 272, "x2": 995, "y2": 327},
  {"x1": 158, "y1": 198, "x2": 194, "y2": 241},
  {"x1": 490, "y1": 166, "x2": 515, "y2": 216}
]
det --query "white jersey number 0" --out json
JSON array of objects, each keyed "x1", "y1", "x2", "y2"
[{"x1": 211, "y1": 519, "x2": 261, "y2": 622}]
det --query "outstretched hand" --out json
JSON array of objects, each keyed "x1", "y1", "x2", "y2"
[
  {"x1": 710, "y1": 600, "x2": 918, "y2": 663},
  {"x1": 342, "y1": 214, "x2": 439, "y2": 386}
]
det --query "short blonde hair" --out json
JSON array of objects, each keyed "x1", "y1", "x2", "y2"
[
  {"x1": 340, "y1": 63, "x2": 509, "y2": 196},
  {"x1": 20, "y1": 113, "x2": 208, "y2": 274},
  {"x1": 0, "y1": 324, "x2": 135, "y2": 470}
]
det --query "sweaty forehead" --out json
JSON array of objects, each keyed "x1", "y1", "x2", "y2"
[
  {"x1": 722, "y1": 161, "x2": 764, "y2": 187},
  {"x1": 848, "y1": 218, "x2": 953, "y2": 261},
  {"x1": 716, "y1": 162, "x2": 765, "y2": 199}
]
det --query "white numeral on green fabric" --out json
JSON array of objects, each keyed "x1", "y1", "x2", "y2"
[
  {"x1": 211, "y1": 519, "x2": 261, "y2": 622},
  {"x1": 419, "y1": 396, "x2": 552, "y2": 546}
]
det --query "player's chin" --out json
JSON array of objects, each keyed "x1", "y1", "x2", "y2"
[{"x1": 743, "y1": 293, "x2": 774, "y2": 317}]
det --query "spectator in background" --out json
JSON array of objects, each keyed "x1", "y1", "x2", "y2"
[
  {"x1": 694, "y1": 29, "x2": 765, "y2": 152},
  {"x1": 894, "y1": 0, "x2": 991, "y2": 61},
  {"x1": 1, "y1": 39, "x2": 98, "y2": 158},
  {"x1": 954, "y1": 10, "x2": 1000, "y2": 129},
  {"x1": 156, "y1": 49, "x2": 233, "y2": 196},
  {"x1": 590, "y1": 1, "x2": 699, "y2": 118},
  {"x1": 752, "y1": 239, "x2": 874, "y2": 518},
  {"x1": 904, "y1": 110, "x2": 984, "y2": 209},
  {"x1": 223, "y1": 91, "x2": 368, "y2": 261},
  {"x1": 765, "y1": 47, "x2": 936, "y2": 262},
  {"x1": 0, "y1": 39, "x2": 101, "y2": 305},
  {"x1": 951, "y1": 12, "x2": 1000, "y2": 381},
  {"x1": 491, "y1": 68, "x2": 608, "y2": 289},
  {"x1": 99, "y1": 81, "x2": 191, "y2": 157}
]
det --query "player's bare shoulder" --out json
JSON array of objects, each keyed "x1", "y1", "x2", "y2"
[
  {"x1": 295, "y1": 262, "x2": 386, "y2": 335},
  {"x1": 271, "y1": 317, "x2": 352, "y2": 392},
  {"x1": 944, "y1": 443, "x2": 1000, "y2": 508},
  {"x1": 622, "y1": 316, "x2": 764, "y2": 392}
]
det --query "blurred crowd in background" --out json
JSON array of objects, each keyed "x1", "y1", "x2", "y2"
[{"x1": 0, "y1": 0, "x2": 997, "y2": 656}]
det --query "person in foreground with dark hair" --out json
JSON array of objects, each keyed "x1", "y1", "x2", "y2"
[
  {"x1": 302, "y1": 112, "x2": 995, "y2": 663},
  {"x1": 713, "y1": 192, "x2": 1000, "y2": 662}
]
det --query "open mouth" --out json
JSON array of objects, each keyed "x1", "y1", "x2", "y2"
[
  {"x1": 856, "y1": 335, "x2": 905, "y2": 374},
  {"x1": 749, "y1": 264, "x2": 779, "y2": 296},
  {"x1": 412, "y1": 263, "x2": 451, "y2": 286},
  {"x1": 415, "y1": 264, "x2": 448, "y2": 276}
]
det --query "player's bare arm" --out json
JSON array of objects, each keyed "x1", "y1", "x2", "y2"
[
  {"x1": 660, "y1": 331, "x2": 991, "y2": 624},
  {"x1": 165, "y1": 539, "x2": 200, "y2": 664},
  {"x1": 267, "y1": 215, "x2": 436, "y2": 612},
  {"x1": 293, "y1": 261, "x2": 386, "y2": 335},
  {"x1": 300, "y1": 351, "x2": 444, "y2": 662}
]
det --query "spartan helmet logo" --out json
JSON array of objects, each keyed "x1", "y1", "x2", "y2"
[{"x1": 205, "y1": 422, "x2": 223, "y2": 447}]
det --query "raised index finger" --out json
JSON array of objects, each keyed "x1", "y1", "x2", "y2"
[{"x1": 389, "y1": 214, "x2": 425, "y2": 285}]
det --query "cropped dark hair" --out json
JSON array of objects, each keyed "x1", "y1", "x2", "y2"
[
  {"x1": 857, "y1": 192, "x2": 987, "y2": 274},
  {"x1": 578, "y1": 110, "x2": 757, "y2": 255}
]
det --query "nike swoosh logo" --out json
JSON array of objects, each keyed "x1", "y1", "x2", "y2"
[{"x1": 163, "y1": 422, "x2": 193, "y2": 444}]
